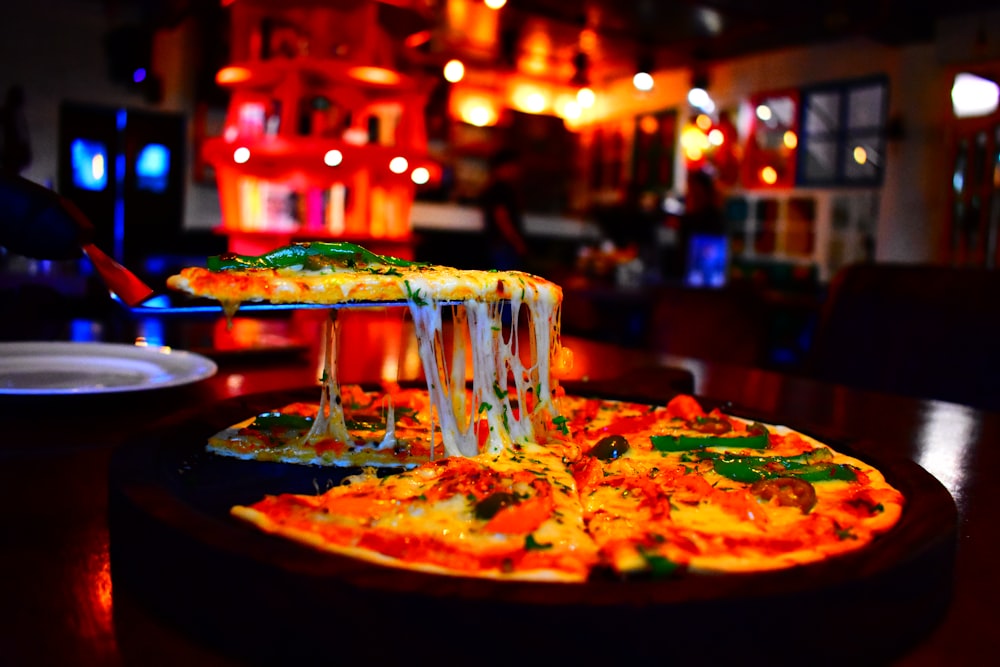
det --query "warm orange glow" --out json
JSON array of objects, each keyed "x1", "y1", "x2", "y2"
[
  {"x1": 443, "y1": 59, "x2": 465, "y2": 83},
  {"x1": 404, "y1": 30, "x2": 433, "y2": 49},
  {"x1": 464, "y1": 104, "x2": 496, "y2": 126},
  {"x1": 576, "y1": 87, "x2": 595, "y2": 108},
  {"x1": 453, "y1": 87, "x2": 500, "y2": 127},
  {"x1": 681, "y1": 124, "x2": 709, "y2": 152},
  {"x1": 760, "y1": 166, "x2": 778, "y2": 185},
  {"x1": 525, "y1": 93, "x2": 546, "y2": 113},
  {"x1": 684, "y1": 146, "x2": 704, "y2": 162},
  {"x1": 347, "y1": 66, "x2": 401, "y2": 86},
  {"x1": 783, "y1": 130, "x2": 798, "y2": 149},
  {"x1": 343, "y1": 127, "x2": 369, "y2": 145},
  {"x1": 695, "y1": 114, "x2": 712, "y2": 131},
  {"x1": 561, "y1": 100, "x2": 582, "y2": 122},
  {"x1": 579, "y1": 28, "x2": 598, "y2": 53},
  {"x1": 520, "y1": 24, "x2": 552, "y2": 76},
  {"x1": 216, "y1": 66, "x2": 252, "y2": 85},
  {"x1": 484, "y1": 0, "x2": 507, "y2": 9},
  {"x1": 512, "y1": 84, "x2": 548, "y2": 114},
  {"x1": 639, "y1": 115, "x2": 659, "y2": 134}
]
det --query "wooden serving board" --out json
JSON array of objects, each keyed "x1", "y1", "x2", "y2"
[{"x1": 108, "y1": 388, "x2": 957, "y2": 666}]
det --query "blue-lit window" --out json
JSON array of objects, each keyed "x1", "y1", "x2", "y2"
[
  {"x1": 135, "y1": 143, "x2": 170, "y2": 193},
  {"x1": 70, "y1": 139, "x2": 108, "y2": 191},
  {"x1": 798, "y1": 76, "x2": 888, "y2": 186}
]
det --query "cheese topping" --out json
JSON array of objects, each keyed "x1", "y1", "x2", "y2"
[{"x1": 168, "y1": 242, "x2": 566, "y2": 459}]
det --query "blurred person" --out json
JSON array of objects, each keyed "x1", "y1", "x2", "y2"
[
  {"x1": 0, "y1": 174, "x2": 81, "y2": 260},
  {"x1": 0, "y1": 85, "x2": 32, "y2": 176},
  {"x1": 665, "y1": 168, "x2": 726, "y2": 281},
  {"x1": 479, "y1": 148, "x2": 529, "y2": 271}
]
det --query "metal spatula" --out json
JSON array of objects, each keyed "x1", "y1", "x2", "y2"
[
  {"x1": 57, "y1": 195, "x2": 155, "y2": 307},
  {"x1": 0, "y1": 175, "x2": 154, "y2": 307}
]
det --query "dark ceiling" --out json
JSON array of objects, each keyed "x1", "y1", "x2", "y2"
[{"x1": 505, "y1": 0, "x2": 1000, "y2": 64}]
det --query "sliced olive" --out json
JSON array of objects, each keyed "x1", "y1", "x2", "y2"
[
  {"x1": 588, "y1": 435, "x2": 630, "y2": 460},
  {"x1": 473, "y1": 492, "x2": 518, "y2": 520},
  {"x1": 690, "y1": 416, "x2": 732, "y2": 435},
  {"x1": 750, "y1": 477, "x2": 817, "y2": 513}
]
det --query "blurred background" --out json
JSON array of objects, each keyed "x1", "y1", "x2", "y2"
[{"x1": 2, "y1": 0, "x2": 1000, "y2": 405}]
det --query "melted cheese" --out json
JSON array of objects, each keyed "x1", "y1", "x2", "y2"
[{"x1": 170, "y1": 253, "x2": 565, "y2": 460}]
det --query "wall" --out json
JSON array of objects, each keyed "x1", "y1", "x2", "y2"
[
  {"x1": 3, "y1": 2, "x2": 998, "y2": 266},
  {"x1": 586, "y1": 37, "x2": 955, "y2": 265},
  {"x1": 0, "y1": 0, "x2": 221, "y2": 231}
]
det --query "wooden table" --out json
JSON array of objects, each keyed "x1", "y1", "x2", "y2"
[{"x1": 0, "y1": 308, "x2": 993, "y2": 665}]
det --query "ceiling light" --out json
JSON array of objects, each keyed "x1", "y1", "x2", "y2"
[
  {"x1": 324, "y1": 149, "x2": 343, "y2": 167},
  {"x1": 411, "y1": 167, "x2": 430, "y2": 185},
  {"x1": 389, "y1": 157, "x2": 409, "y2": 174},
  {"x1": 484, "y1": 0, "x2": 507, "y2": 9},
  {"x1": 633, "y1": 72, "x2": 654, "y2": 92},
  {"x1": 951, "y1": 72, "x2": 999, "y2": 118},
  {"x1": 443, "y1": 59, "x2": 465, "y2": 83},
  {"x1": 347, "y1": 66, "x2": 400, "y2": 86}
]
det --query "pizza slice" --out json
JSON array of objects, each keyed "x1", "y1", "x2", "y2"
[
  {"x1": 231, "y1": 440, "x2": 599, "y2": 581},
  {"x1": 206, "y1": 385, "x2": 445, "y2": 467},
  {"x1": 168, "y1": 241, "x2": 570, "y2": 461}
]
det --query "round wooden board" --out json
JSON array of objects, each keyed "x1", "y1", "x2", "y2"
[{"x1": 108, "y1": 388, "x2": 957, "y2": 666}]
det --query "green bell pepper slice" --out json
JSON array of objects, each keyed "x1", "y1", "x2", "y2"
[
  {"x1": 206, "y1": 241, "x2": 426, "y2": 272},
  {"x1": 650, "y1": 423, "x2": 770, "y2": 452},
  {"x1": 250, "y1": 412, "x2": 314, "y2": 431},
  {"x1": 708, "y1": 448, "x2": 857, "y2": 483}
]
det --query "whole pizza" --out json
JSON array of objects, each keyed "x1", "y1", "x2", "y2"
[{"x1": 167, "y1": 242, "x2": 905, "y2": 583}]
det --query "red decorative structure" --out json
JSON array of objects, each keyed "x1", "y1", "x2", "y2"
[{"x1": 205, "y1": 0, "x2": 439, "y2": 258}]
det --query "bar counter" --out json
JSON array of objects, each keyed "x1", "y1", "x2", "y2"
[{"x1": 0, "y1": 307, "x2": 994, "y2": 665}]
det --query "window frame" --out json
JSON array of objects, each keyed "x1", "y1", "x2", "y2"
[{"x1": 796, "y1": 75, "x2": 889, "y2": 187}]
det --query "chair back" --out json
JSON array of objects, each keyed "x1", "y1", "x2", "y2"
[{"x1": 808, "y1": 262, "x2": 1000, "y2": 409}]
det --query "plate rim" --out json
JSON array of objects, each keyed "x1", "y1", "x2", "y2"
[{"x1": 0, "y1": 340, "x2": 218, "y2": 395}]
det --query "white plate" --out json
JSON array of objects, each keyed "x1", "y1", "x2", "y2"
[{"x1": 0, "y1": 342, "x2": 218, "y2": 395}]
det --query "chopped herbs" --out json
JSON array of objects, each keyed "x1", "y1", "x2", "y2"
[
  {"x1": 552, "y1": 415, "x2": 570, "y2": 435},
  {"x1": 524, "y1": 534, "x2": 553, "y2": 550}
]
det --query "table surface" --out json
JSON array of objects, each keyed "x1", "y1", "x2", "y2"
[{"x1": 0, "y1": 306, "x2": 995, "y2": 666}]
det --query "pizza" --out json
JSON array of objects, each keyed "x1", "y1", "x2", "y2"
[
  {"x1": 226, "y1": 391, "x2": 903, "y2": 581},
  {"x1": 167, "y1": 242, "x2": 905, "y2": 583}
]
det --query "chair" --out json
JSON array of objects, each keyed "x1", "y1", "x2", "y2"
[
  {"x1": 645, "y1": 283, "x2": 769, "y2": 366},
  {"x1": 806, "y1": 262, "x2": 1000, "y2": 410}
]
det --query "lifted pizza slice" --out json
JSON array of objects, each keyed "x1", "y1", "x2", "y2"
[{"x1": 168, "y1": 241, "x2": 569, "y2": 461}]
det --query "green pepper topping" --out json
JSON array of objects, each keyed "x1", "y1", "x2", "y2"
[
  {"x1": 206, "y1": 241, "x2": 427, "y2": 272},
  {"x1": 524, "y1": 534, "x2": 553, "y2": 551},
  {"x1": 251, "y1": 412, "x2": 314, "y2": 431},
  {"x1": 708, "y1": 449, "x2": 857, "y2": 483},
  {"x1": 636, "y1": 546, "x2": 680, "y2": 578},
  {"x1": 650, "y1": 423, "x2": 770, "y2": 452}
]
